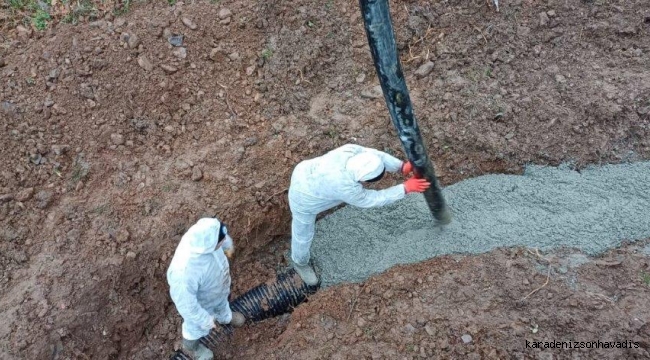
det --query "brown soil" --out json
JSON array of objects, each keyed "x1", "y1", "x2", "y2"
[
  {"x1": 0, "y1": 0, "x2": 649, "y2": 359},
  {"x1": 231, "y1": 240, "x2": 650, "y2": 360}
]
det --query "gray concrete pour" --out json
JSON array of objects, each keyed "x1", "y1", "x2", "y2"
[{"x1": 311, "y1": 162, "x2": 650, "y2": 287}]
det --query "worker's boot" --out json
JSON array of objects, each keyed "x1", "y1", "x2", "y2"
[
  {"x1": 182, "y1": 338, "x2": 213, "y2": 360},
  {"x1": 292, "y1": 260, "x2": 319, "y2": 286},
  {"x1": 230, "y1": 311, "x2": 246, "y2": 327}
]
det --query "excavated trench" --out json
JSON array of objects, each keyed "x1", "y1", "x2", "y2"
[{"x1": 171, "y1": 161, "x2": 650, "y2": 359}]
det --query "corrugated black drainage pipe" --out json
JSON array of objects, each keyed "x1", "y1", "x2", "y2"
[{"x1": 170, "y1": 268, "x2": 319, "y2": 359}]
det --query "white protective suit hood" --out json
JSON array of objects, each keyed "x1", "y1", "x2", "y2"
[
  {"x1": 177, "y1": 218, "x2": 233, "y2": 257},
  {"x1": 345, "y1": 152, "x2": 385, "y2": 182}
]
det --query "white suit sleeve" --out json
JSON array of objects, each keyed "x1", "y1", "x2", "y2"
[
  {"x1": 170, "y1": 276, "x2": 214, "y2": 332},
  {"x1": 342, "y1": 183, "x2": 406, "y2": 209}
]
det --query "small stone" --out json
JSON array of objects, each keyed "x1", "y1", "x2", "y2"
[
  {"x1": 117, "y1": 229, "x2": 130, "y2": 243},
  {"x1": 89, "y1": 20, "x2": 106, "y2": 29},
  {"x1": 47, "y1": 69, "x2": 60, "y2": 81},
  {"x1": 209, "y1": 48, "x2": 222, "y2": 61},
  {"x1": 547, "y1": 10, "x2": 556, "y2": 17},
  {"x1": 220, "y1": 17, "x2": 231, "y2": 25},
  {"x1": 415, "y1": 61, "x2": 435, "y2": 78},
  {"x1": 114, "y1": 18, "x2": 126, "y2": 28},
  {"x1": 182, "y1": 17, "x2": 198, "y2": 30},
  {"x1": 218, "y1": 8, "x2": 232, "y2": 19},
  {"x1": 126, "y1": 251, "x2": 137, "y2": 258},
  {"x1": 361, "y1": 85, "x2": 383, "y2": 99},
  {"x1": 357, "y1": 318, "x2": 366, "y2": 327},
  {"x1": 110, "y1": 133, "x2": 125, "y2": 145},
  {"x1": 191, "y1": 167, "x2": 203, "y2": 181},
  {"x1": 160, "y1": 64, "x2": 178, "y2": 74},
  {"x1": 137, "y1": 56, "x2": 154, "y2": 72},
  {"x1": 52, "y1": 104, "x2": 67, "y2": 115},
  {"x1": 461, "y1": 334, "x2": 473, "y2": 344},
  {"x1": 79, "y1": 84, "x2": 95, "y2": 100},
  {"x1": 35, "y1": 191, "x2": 53, "y2": 209},
  {"x1": 539, "y1": 12, "x2": 550, "y2": 26},
  {"x1": 439, "y1": 338, "x2": 449, "y2": 349},
  {"x1": 172, "y1": 47, "x2": 187, "y2": 59},
  {"x1": 51, "y1": 145, "x2": 68, "y2": 155},
  {"x1": 555, "y1": 74, "x2": 567, "y2": 83},
  {"x1": 16, "y1": 25, "x2": 33, "y2": 39},
  {"x1": 228, "y1": 52, "x2": 240, "y2": 61},
  {"x1": 127, "y1": 33, "x2": 140, "y2": 49},
  {"x1": 16, "y1": 188, "x2": 34, "y2": 202},
  {"x1": 244, "y1": 137, "x2": 258, "y2": 146},
  {"x1": 403, "y1": 324, "x2": 416, "y2": 334},
  {"x1": 246, "y1": 65, "x2": 256, "y2": 76},
  {"x1": 168, "y1": 34, "x2": 184, "y2": 47},
  {"x1": 637, "y1": 106, "x2": 650, "y2": 116},
  {"x1": 356, "y1": 73, "x2": 366, "y2": 83},
  {"x1": 425, "y1": 325, "x2": 435, "y2": 336}
]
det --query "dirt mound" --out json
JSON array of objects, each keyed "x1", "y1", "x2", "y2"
[
  {"x1": 233, "y1": 241, "x2": 650, "y2": 359},
  {"x1": 0, "y1": 0, "x2": 649, "y2": 358}
]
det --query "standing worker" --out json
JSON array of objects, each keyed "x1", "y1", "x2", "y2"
[
  {"x1": 288, "y1": 144, "x2": 431, "y2": 285},
  {"x1": 167, "y1": 218, "x2": 245, "y2": 360}
]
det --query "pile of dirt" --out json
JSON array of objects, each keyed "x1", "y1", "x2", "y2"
[
  {"x1": 0, "y1": 0, "x2": 648, "y2": 358},
  {"x1": 231, "y1": 241, "x2": 650, "y2": 359}
]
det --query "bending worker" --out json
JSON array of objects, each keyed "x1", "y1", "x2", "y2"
[
  {"x1": 289, "y1": 144, "x2": 430, "y2": 285},
  {"x1": 167, "y1": 218, "x2": 245, "y2": 360}
]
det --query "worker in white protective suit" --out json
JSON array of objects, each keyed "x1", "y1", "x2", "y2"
[
  {"x1": 288, "y1": 144, "x2": 431, "y2": 285},
  {"x1": 167, "y1": 218, "x2": 245, "y2": 360}
]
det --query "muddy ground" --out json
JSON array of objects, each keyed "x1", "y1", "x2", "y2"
[{"x1": 0, "y1": 0, "x2": 649, "y2": 359}]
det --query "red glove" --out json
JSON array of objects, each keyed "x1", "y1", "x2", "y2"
[
  {"x1": 404, "y1": 177, "x2": 430, "y2": 194},
  {"x1": 401, "y1": 161, "x2": 413, "y2": 176}
]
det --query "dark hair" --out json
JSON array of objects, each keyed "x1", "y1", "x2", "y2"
[{"x1": 365, "y1": 168, "x2": 386, "y2": 183}]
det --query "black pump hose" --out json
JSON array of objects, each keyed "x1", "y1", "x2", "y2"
[{"x1": 360, "y1": 0, "x2": 452, "y2": 224}]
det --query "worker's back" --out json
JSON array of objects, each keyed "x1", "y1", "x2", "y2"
[{"x1": 289, "y1": 145, "x2": 361, "y2": 214}]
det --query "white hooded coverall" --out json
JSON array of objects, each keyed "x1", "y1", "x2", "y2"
[
  {"x1": 289, "y1": 144, "x2": 406, "y2": 266},
  {"x1": 167, "y1": 218, "x2": 235, "y2": 341}
]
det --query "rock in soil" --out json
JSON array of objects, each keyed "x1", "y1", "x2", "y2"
[
  {"x1": 172, "y1": 47, "x2": 187, "y2": 59},
  {"x1": 137, "y1": 56, "x2": 154, "y2": 72},
  {"x1": 191, "y1": 167, "x2": 203, "y2": 181},
  {"x1": 182, "y1": 17, "x2": 198, "y2": 30},
  {"x1": 160, "y1": 64, "x2": 178, "y2": 74},
  {"x1": 110, "y1": 133, "x2": 125, "y2": 145},
  {"x1": 15, "y1": 188, "x2": 34, "y2": 202},
  {"x1": 415, "y1": 61, "x2": 435, "y2": 78},
  {"x1": 35, "y1": 191, "x2": 53, "y2": 209},
  {"x1": 168, "y1": 34, "x2": 184, "y2": 47},
  {"x1": 218, "y1": 8, "x2": 232, "y2": 19}
]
